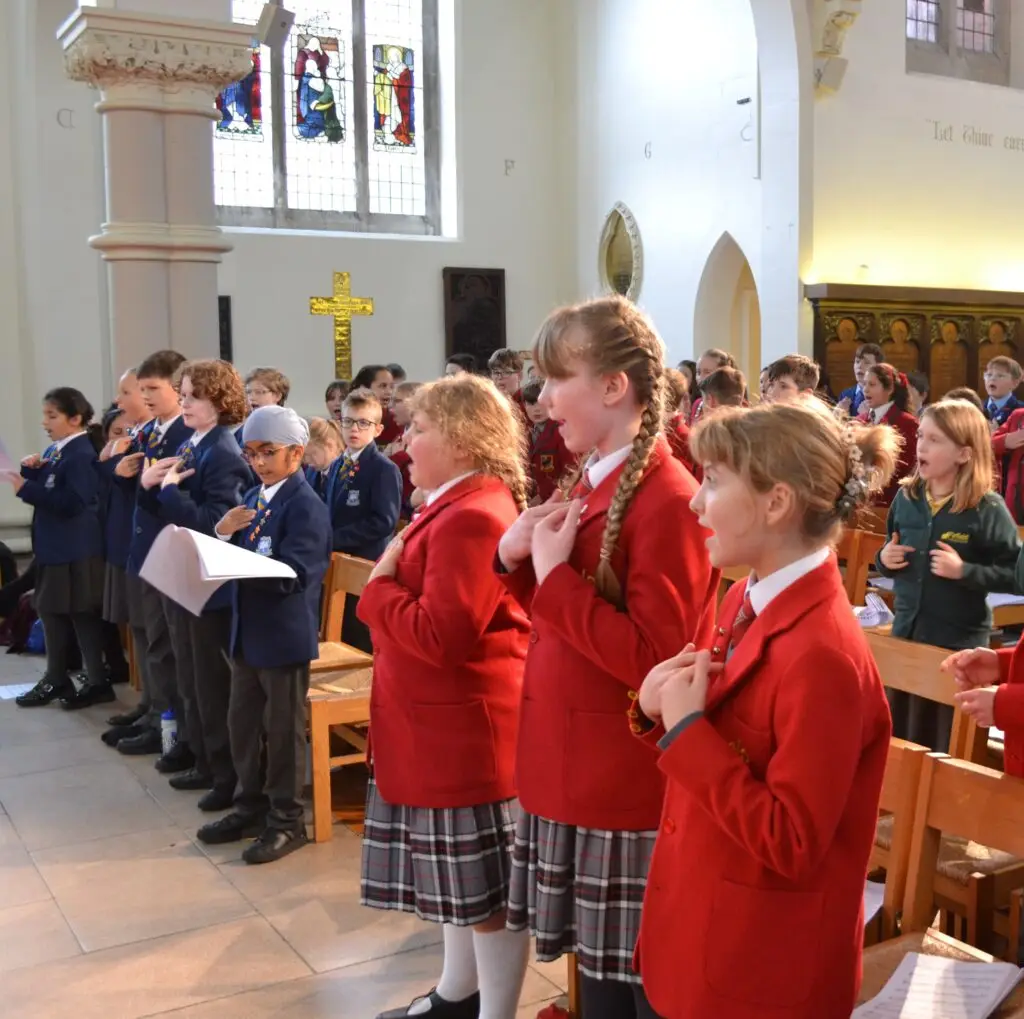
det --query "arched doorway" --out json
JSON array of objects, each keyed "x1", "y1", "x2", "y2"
[{"x1": 693, "y1": 232, "x2": 762, "y2": 387}]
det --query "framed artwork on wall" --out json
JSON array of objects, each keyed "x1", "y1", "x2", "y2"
[
  {"x1": 442, "y1": 268, "x2": 506, "y2": 369},
  {"x1": 218, "y1": 296, "x2": 233, "y2": 363}
]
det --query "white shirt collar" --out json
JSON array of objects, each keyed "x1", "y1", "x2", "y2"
[
  {"x1": 871, "y1": 401, "x2": 893, "y2": 425},
  {"x1": 746, "y1": 546, "x2": 832, "y2": 617},
  {"x1": 189, "y1": 425, "x2": 215, "y2": 445},
  {"x1": 53, "y1": 431, "x2": 86, "y2": 452},
  {"x1": 345, "y1": 446, "x2": 367, "y2": 463},
  {"x1": 585, "y1": 444, "x2": 633, "y2": 490},
  {"x1": 261, "y1": 478, "x2": 288, "y2": 504},
  {"x1": 991, "y1": 393, "x2": 1012, "y2": 409},
  {"x1": 426, "y1": 470, "x2": 480, "y2": 507},
  {"x1": 154, "y1": 414, "x2": 181, "y2": 438}
]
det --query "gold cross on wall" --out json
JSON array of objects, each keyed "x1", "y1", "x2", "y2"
[{"x1": 310, "y1": 272, "x2": 375, "y2": 381}]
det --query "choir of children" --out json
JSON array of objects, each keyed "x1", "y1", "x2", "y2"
[{"x1": 11, "y1": 311, "x2": 1024, "y2": 1018}]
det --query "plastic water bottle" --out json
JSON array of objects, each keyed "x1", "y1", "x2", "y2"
[{"x1": 160, "y1": 710, "x2": 178, "y2": 755}]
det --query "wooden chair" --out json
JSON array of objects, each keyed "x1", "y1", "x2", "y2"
[
  {"x1": 312, "y1": 553, "x2": 375, "y2": 674},
  {"x1": 846, "y1": 530, "x2": 886, "y2": 607},
  {"x1": 869, "y1": 738, "x2": 929, "y2": 941},
  {"x1": 308, "y1": 666, "x2": 373, "y2": 842}
]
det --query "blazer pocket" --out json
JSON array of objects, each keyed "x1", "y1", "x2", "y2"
[
  {"x1": 565, "y1": 708, "x2": 653, "y2": 809},
  {"x1": 411, "y1": 700, "x2": 497, "y2": 794},
  {"x1": 395, "y1": 557, "x2": 426, "y2": 593},
  {"x1": 719, "y1": 713, "x2": 773, "y2": 778},
  {"x1": 704, "y1": 880, "x2": 823, "y2": 1007}
]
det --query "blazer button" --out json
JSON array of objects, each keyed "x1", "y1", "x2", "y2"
[
  {"x1": 718, "y1": 626, "x2": 726, "y2": 636},
  {"x1": 712, "y1": 646, "x2": 721, "y2": 656},
  {"x1": 529, "y1": 631, "x2": 539, "y2": 645},
  {"x1": 662, "y1": 818, "x2": 676, "y2": 835},
  {"x1": 136, "y1": 527, "x2": 142, "y2": 534}
]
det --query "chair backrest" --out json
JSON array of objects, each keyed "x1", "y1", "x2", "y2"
[
  {"x1": 846, "y1": 529, "x2": 886, "y2": 605},
  {"x1": 854, "y1": 506, "x2": 889, "y2": 535},
  {"x1": 320, "y1": 553, "x2": 375, "y2": 643},
  {"x1": 877, "y1": 738, "x2": 929, "y2": 939},
  {"x1": 903, "y1": 754, "x2": 1024, "y2": 931}
]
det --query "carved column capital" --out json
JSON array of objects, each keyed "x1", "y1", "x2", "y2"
[{"x1": 813, "y1": 0, "x2": 862, "y2": 96}]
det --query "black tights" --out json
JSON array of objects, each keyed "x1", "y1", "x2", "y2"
[{"x1": 580, "y1": 973, "x2": 661, "y2": 1019}]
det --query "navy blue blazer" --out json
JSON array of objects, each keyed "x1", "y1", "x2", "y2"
[
  {"x1": 229, "y1": 472, "x2": 332, "y2": 668},
  {"x1": 303, "y1": 463, "x2": 330, "y2": 501},
  {"x1": 124, "y1": 416, "x2": 192, "y2": 575},
  {"x1": 18, "y1": 433, "x2": 103, "y2": 566},
  {"x1": 96, "y1": 457, "x2": 133, "y2": 570},
  {"x1": 326, "y1": 442, "x2": 402, "y2": 561},
  {"x1": 138, "y1": 424, "x2": 250, "y2": 610},
  {"x1": 986, "y1": 393, "x2": 1024, "y2": 426},
  {"x1": 839, "y1": 385, "x2": 866, "y2": 415}
]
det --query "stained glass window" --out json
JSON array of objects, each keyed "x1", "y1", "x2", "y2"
[
  {"x1": 906, "y1": 0, "x2": 940, "y2": 42},
  {"x1": 218, "y1": 0, "x2": 439, "y2": 233},
  {"x1": 957, "y1": 0, "x2": 995, "y2": 52}
]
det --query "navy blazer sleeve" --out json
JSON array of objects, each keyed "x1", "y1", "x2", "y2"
[
  {"x1": 237, "y1": 494, "x2": 332, "y2": 596},
  {"x1": 18, "y1": 451, "x2": 98, "y2": 518},
  {"x1": 156, "y1": 447, "x2": 250, "y2": 536},
  {"x1": 331, "y1": 457, "x2": 402, "y2": 552}
]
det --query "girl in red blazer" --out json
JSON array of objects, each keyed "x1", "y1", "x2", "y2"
[
  {"x1": 858, "y1": 362, "x2": 918, "y2": 505},
  {"x1": 663, "y1": 367, "x2": 699, "y2": 481},
  {"x1": 497, "y1": 296, "x2": 719, "y2": 1019},
  {"x1": 635, "y1": 398, "x2": 897, "y2": 1019},
  {"x1": 991, "y1": 405, "x2": 1024, "y2": 522},
  {"x1": 357, "y1": 374, "x2": 531, "y2": 1019}
]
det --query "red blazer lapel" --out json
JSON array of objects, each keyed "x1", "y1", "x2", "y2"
[
  {"x1": 705, "y1": 556, "x2": 844, "y2": 712},
  {"x1": 400, "y1": 474, "x2": 498, "y2": 544},
  {"x1": 576, "y1": 437, "x2": 673, "y2": 535}
]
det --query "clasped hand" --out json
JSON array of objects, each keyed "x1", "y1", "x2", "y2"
[
  {"x1": 140, "y1": 456, "x2": 194, "y2": 490},
  {"x1": 216, "y1": 505, "x2": 256, "y2": 537},
  {"x1": 638, "y1": 645, "x2": 723, "y2": 732},
  {"x1": 942, "y1": 646, "x2": 1000, "y2": 727}
]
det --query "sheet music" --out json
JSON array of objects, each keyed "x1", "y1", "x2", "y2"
[
  {"x1": 852, "y1": 952, "x2": 1023, "y2": 1019},
  {"x1": 140, "y1": 525, "x2": 295, "y2": 616},
  {"x1": 864, "y1": 879, "x2": 885, "y2": 924}
]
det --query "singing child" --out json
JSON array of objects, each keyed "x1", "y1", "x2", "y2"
[
  {"x1": 497, "y1": 296, "x2": 719, "y2": 1019},
  {"x1": 858, "y1": 362, "x2": 919, "y2": 505},
  {"x1": 522, "y1": 378, "x2": 573, "y2": 504},
  {"x1": 635, "y1": 398, "x2": 897, "y2": 1019},
  {"x1": 352, "y1": 365, "x2": 402, "y2": 446},
  {"x1": 325, "y1": 380, "x2": 349, "y2": 423},
  {"x1": 877, "y1": 398, "x2": 1019, "y2": 751},
  {"x1": 358, "y1": 374, "x2": 532, "y2": 1019},
  {"x1": 198, "y1": 406, "x2": 331, "y2": 864}
]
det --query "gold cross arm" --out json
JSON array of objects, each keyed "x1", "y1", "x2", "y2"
[{"x1": 310, "y1": 272, "x2": 375, "y2": 381}]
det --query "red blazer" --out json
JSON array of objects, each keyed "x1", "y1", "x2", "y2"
[
  {"x1": 687, "y1": 396, "x2": 704, "y2": 427},
  {"x1": 992, "y1": 644, "x2": 1024, "y2": 778},
  {"x1": 359, "y1": 474, "x2": 530, "y2": 808},
  {"x1": 501, "y1": 438, "x2": 719, "y2": 830},
  {"x1": 636, "y1": 558, "x2": 891, "y2": 1019},
  {"x1": 862, "y1": 405, "x2": 918, "y2": 506},
  {"x1": 665, "y1": 413, "x2": 700, "y2": 483},
  {"x1": 389, "y1": 447, "x2": 415, "y2": 516},
  {"x1": 378, "y1": 408, "x2": 403, "y2": 448},
  {"x1": 992, "y1": 408, "x2": 1024, "y2": 522},
  {"x1": 528, "y1": 419, "x2": 574, "y2": 502}
]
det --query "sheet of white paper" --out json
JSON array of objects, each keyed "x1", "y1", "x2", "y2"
[
  {"x1": 140, "y1": 525, "x2": 296, "y2": 616},
  {"x1": 852, "y1": 952, "x2": 1023, "y2": 1019},
  {"x1": 987, "y1": 593, "x2": 1024, "y2": 608},
  {"x1": 0, "y1": 683, "x2": 39, "y2": 701},
  {"x1": 864, "y1": 879, "x2": 886, "y2": 924},
  {"x1": 871, "y1": 576, "x2": 895, "y2": 592},
  {"x1": 0, "y1": 437, "x2": 16, "y2": 473}
]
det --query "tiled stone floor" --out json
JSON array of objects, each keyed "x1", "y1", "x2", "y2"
[{"x1": 0, "y1": 653, "x2": 566, "y2": 1018}]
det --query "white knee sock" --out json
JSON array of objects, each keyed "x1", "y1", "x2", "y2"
[
  {"x1": 408, "y1": 923, "x2": 478, "y2": 1013},
  {"x1": 473, "y1": 927, "x2": 530, "y2": 1019}
]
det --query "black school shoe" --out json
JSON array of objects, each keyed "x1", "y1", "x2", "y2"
[
  {"x1": 169, "y1": 768, "x2": 214, "y2": 791},
  {"x1": 242, "y1": 826, "x2": 308, "y2": 865},
  {"x1": 198, "y1": 787, "x2": 235, "y2": 812},
  {"x1": 376, "y1": 990, "x2": 481, "y2": 1018},
  {"x1": 154, "y1": 744, "x2": 195, "y2": 774},
  {"x1": 60, "y1": 680, "x2": 116, "y2": 710},
  {"x1": 196, "y1": 811, "x2": 266, "y2": 845},
  {"x1": 108, "y1": 704, "x2": 147, "y2": 726},
  {"x1": 101, "y1": 723, "x2": 147, "y2": 747},
  {"x1": 117, "y1": 728, "x2": 163, "y2": 755},
  {"x1": 15, "y1": 678, "x2": 71, "y2": 708}
]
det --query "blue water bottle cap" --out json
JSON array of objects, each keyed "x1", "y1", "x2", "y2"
[{"x1": 161, "y1": 710, "x2": 175, "y2": 721}]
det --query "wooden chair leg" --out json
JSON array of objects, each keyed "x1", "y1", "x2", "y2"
[
  {"x1": 567, "y1": 953, "x2": 581, "y2": 1018},
  {"x1": 1008, "y1": 889, "x2": 1023, "y2": 963},
  {"x1": 310, "y1": 701, "x2": 333, "y2": 843},
  {"x1": 967, "y1": 877, "x2": 996, "y2": 955}
]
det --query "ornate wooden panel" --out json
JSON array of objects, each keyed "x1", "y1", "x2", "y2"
[
  {"x1": 977, "y1": 318, "x2": 1021, "y2": 392},
  {"x1": 878, "y1": 313, "x2": 925, "y2": 378},
  {"x1": 929, "y1": 317, "x2": 970, "y2": 400},
  {"x1": 822, "y1": 311, "x2": 876, "y2": 395}
]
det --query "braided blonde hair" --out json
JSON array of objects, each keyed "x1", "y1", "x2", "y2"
[
  {"x1": 410, "y1": 374, "x2": 529, "y2": 511},
  {"x1": 534, "y1": 294, "x2": 666, "y2": 606}
]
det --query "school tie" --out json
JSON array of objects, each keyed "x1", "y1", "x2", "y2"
[
  {"x1": 728, "y1": 588, "x2": 756, "y2": 653},
  {"x1": 40, "y1": 443, "x2": 57, "y2": 464},
  {"x1": 571, "y1": 469, "x2": 594, "y2": 500},
  {"x1": 256, "y1": 490, "x2": 267, "y2": 513}
]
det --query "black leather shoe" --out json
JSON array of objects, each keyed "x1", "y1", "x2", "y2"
[
  {"x1": 108, "y1": 705, "x2": 147, "y2": 726},
  {"x1": 101, "y1": 723, "x2": 146, "y2": 747},
  {"x1": 60, "y1": 682, "x2": 116, "y2": 711},
  {"x1": 375, "y1": 990, "x2": 481, "y2": 1018},
  {"x1": 198, "y1": 787, "x2": 235, "y2": 812},
  {"x1": 196, "y1": 811, "x2": 266, "y2": 845},
  {"x1": 15, "y1": 679, "x2": 70, "y2": 708},
  {"x1": 116, "y1": 728, "x2": 163, "y2": 756},
  {"x1": 169, "y1": 768, "x2": 214, "y2": 791},
  {"x1": 154, "y1": 744, "x2": 195, "y2": 774},
  {"x1": 242, "y1": 826, "x2": 308, "y2": 865}
]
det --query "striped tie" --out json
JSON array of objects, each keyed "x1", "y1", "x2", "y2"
[
  {"x1": 728, "y1": 589, "x2": 757, "y2": 655},
  {"x1": 256, "y1": 491, "x2": 267, "y2": 513},
  {"x1": 41, "y1": 443, "x2": 57, "y2": 464}
]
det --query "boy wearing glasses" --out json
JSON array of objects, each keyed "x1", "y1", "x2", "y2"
[
  {"x1": 983, "y1": 356, "x2": 1023, "y2": 427},
  {"x1": 327, "y1": 388, "x2": 402, "y2": 651},
  {"x1": 201, "y1": 406, "x2": 331, "y2": 863},
  {"x1": 488, "y1": 348, "x2": 524, "y2": 398}
]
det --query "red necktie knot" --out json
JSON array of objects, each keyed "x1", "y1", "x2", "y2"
[{"x1": 729, "y1": 589, "x2": 756, "y2": 650}]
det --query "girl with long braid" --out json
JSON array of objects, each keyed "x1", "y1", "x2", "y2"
[{"x1": 496, "y1": 296, "x2": 719, "y2": 1019}]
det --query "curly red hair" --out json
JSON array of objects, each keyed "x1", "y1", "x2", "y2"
[{"x1": 174, "y1": 359, "x2": 248, "y2": 426}]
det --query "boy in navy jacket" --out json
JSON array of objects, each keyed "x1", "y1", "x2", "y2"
[
  {"x1": 198, "y1": 406, "x2": 331, "y2": 864},
  {"x1": 326, "y1": 388, "x2": 402, "y2": 651},
  {"x1": 138, "y1": 360, "x2": 250, "y2": 810}
]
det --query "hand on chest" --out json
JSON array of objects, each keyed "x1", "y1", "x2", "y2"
[{"x1": 708, "y1": 673, "x2": 777, "y2": 778}]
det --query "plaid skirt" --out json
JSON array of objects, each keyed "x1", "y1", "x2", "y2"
[
  {"x1": 506, "y1": 811, "x2": 656, "y2": 983},
  {"x1": 360, "y1": 778, "x2": 517, "y2": 926}
]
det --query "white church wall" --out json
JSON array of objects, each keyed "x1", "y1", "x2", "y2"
[
  {"x1": 219, "y1": 0, "x2": 576, "y2": 418},
  {"x1": 813, "y1": 1, "x2": 1024, "y2": 290}
]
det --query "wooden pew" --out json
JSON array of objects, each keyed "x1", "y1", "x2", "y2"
[
  {"x1": 312, "y1": 553, "x2": 375, "y2": 674},
  {"x1": 859, "y1": 754, "x2": 1024, "y2": 1009}
]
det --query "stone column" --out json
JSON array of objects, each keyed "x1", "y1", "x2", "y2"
[{"x1": 57, "y1": 8, "x2": 254, "y2": 370}]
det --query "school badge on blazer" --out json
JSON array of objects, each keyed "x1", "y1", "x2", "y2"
[
  {"x1": 346, "y1": 490, "x2": 361, "y2": 506},
  {"x1": 257, "y1": 535, "x2": 273, "y2": 556},
  {"x1": 540, "y1": 454, "x2": 554, "y2": 472},
  {"x1": 45, "y1": 475, "x2": 56, "y2": 489}
]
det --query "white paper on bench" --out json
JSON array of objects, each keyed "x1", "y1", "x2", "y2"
[
  {"x1": 870, "y1": 575, "x2": 1024, "y2": 609},
  {"x1": 139, "y1": 524, "x2": 295, "y2": 616},
  {"x1": 851, "y1": 952, "x2": 1024, "y2": 1019},
  {"x1": 864, "y1": 879, "x2": 885, "y2": 924}
]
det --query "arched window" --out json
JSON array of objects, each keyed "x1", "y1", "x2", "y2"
[{"x1": 215, "y1": 0, "x2": 440, "y2": 234}]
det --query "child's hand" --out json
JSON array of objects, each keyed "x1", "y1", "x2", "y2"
[
  {"x1": 1004, "y1": 430, "x2": 1024, "y2": 450},
  {"x1": 101, "y1": 437, "x2": 133, "y2": 462},
  {"x1": 161, "y1": 458, "x2": 195, "y2": 489},
  {"x1": 835, "y1": 397, "x2": 852, "y2": 417},
  {"x1": 659, "y1": 650, "x2": 714, "y2": 732},
  {"x1": 497, "y1": 490, "x2": 565, "y2": 571},
  {"x1": 0, "y1": 471, "x2": 24, "y2": 493},
  {"x1": 930, "y1": 541, "x2": 963, "y2": 580},
  {"x1": 639, "y1": 644, "x2": 723, "y2": 722},
  {"x1": 115, "y1": 452, "x2": 145, "y2": 478},
  {"x1": 941, "y1": 646, "x2": 1000, "y2": 690},
  {"x1": 880, "y1": 531, "x2": 915, "y2": 571},
  {"x1": 369, "y1": 536, "x2": 404, "y2": 583},
  {"x1": 140, "y1": 456, "x2": 179, "y2": 490},
  {"x1": 532, "y1": 499, "x2": 582, "y2": 584},
  {"x1": 954, "y1": 686, "x2": 998, "y2": 728},
  {"x1": 216, "y1": 505, "x2": 256, "y2": 537},
  {"x1": 20, "y1": 454, "x2": 42, "y2": 469}
]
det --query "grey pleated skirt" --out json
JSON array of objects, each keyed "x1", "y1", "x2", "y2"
[{"x1": 34, "y1": 557, "x2": 105, "y2": 615}]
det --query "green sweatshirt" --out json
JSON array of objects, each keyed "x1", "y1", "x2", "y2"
[{"x1": 875, "y1": 485, "x2": 1020, "y2": 650}]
